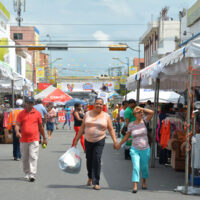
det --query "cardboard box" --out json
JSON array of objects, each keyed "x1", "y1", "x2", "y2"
[{"x1": 4, "y1": 129, "x2": 13, "y2": 144}]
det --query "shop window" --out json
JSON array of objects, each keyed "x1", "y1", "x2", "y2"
[{"x1": 13, "y1": 33, "x2": 23, "y2": 40}]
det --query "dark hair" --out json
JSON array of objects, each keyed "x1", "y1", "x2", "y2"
[
  {"x1": 74, "y1": 103, "x2": 81, "y2": 108},
  {"x1": 36, "y1": 99, "x2": 42, "y2": 104},
  {"x1": 102, "y1": 86, "x2": 107, "y2": 91},
  {"x1": 128, "y1": 99, "x2": 136, "y2": 104},
  {"x1": 95, "y1": 98, "x2": 104, "y2": 103},
  {"x1": 147, "y1": 100, "x2": 152, "y2": 105},
  {"x1": 122, "y1": 100, "x2": 128, "y2": 106}
]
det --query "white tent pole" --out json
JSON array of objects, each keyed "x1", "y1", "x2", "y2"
[
  {"x1": 150, "y1": 78, "x2": 160, "y2": 167},
  {"x1": 136, "y1": 79, "x2": 140, "y2": 105},
  {"x1": 11, "y1": 80, "x2": 14, "y2": 108},
  {"x1": 184, "y1": 58, "x2": 192, "y2": 194}
]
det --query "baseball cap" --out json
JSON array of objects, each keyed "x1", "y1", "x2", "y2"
[
  {"x1": 16, "y1": 99, "x2": 23, "y2": 106},
  {"x1": 25, "y1": 96, "x2": 35, "y2": 103}
]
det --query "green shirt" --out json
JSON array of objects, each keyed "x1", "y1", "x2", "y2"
[{"x1": 124, "y1": 106, "x2": 136, "y2": 123}]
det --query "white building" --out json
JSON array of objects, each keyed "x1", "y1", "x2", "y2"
[{"x1": 140, "y1": 8, "x2": 180, "y2": 67}]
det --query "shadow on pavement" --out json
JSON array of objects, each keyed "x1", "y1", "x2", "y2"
[
  {"x1": 0, "y1": 177, "x2": 26, "y2": 182},
  {"x1": 102, "y1": 143, "x2": 185, "y2": 192},
  {"x1": 47, "y1": 184, "x2": 91, "y2": 190}
]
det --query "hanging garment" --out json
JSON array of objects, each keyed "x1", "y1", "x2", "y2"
[
  {"x1": 191, "y1": 134, "x2": 200, "y2": 169},
  {"x1": 160, "y1": 120, "x2": 171, "y2": 149}
]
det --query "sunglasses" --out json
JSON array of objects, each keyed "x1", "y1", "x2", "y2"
[{"x1": 135, "y1": 111, "x2": 142, "y2": 114}]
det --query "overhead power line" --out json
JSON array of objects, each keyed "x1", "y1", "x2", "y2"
[{"x1": 10, "y1": 23, "x2": 147, "y2": 26}]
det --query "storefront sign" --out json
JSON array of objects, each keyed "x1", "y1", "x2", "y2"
[
  {"x1": 129, "y1": 66, "x2": 137, "y2": 76},
  {"x1": 38, "y1": 83, "x2": 51, "y2": 90},
  {"x1": 36, "y1": 66, "x2": 45, "y2": 78},
  {"x1": 58, "y1": 112, "x2": 65, "y2": 122},
  {"x1": 120, "y1": 76, "x2": 128, "y2": 85}
]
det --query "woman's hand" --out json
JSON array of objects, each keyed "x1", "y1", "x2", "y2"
[{"x1": 115, "y1": 143, "x2": 121, "y2": 150}]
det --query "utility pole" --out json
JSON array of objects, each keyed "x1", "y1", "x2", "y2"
[{"x1": 13, "y1": 0, "x2": 26, "y2": 26}]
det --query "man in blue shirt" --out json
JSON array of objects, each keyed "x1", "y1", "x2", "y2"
[{"x1": 34, "y1": 99, "x2": 47, "y2": 126}]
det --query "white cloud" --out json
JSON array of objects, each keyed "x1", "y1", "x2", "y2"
[
  {"x1": 93, "y1": 30, "x2": 110, "y2": 41},
  {"x1": 92, "y1": 30, "x2": 112, "y2": 46},
  {"x1": 101, "y1": 0, "x2": 133, "y2": 17}
]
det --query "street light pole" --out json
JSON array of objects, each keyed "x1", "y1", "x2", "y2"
[{"x1": 46, "y1": 34, "x2": 52, "y2": 80}]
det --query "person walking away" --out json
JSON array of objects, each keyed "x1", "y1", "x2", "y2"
[
  {"x1": 73, "y1": 98, "x2": 118, "y2": 190},
  {"x1": 34, "y1": 99, "x2": 47, "y2": 142},
  {"x1": 97, "y1": 86, "x2": 109, "y2": 112},
  {"x1": 116, "y1": 106, "x2": 154, "y2": 193},
  {"x1": 7, "y1": 99, "x2": 24, "y2": 161},
  {"x1": 63, "y1": 106, "x2": 71, "y2": 130},
  {"x1": 46, "y1": 103, "x2": 56, "y2": 139},
  {"x1": 72, "y1": 103, "x2": 85, "y2": 151},
  {"x1": 15, "y1": 97, "x2": 47, "y2": 182}
]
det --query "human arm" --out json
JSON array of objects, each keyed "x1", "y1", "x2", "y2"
[
  {"x1": 74, "y1": 111, "x2": 83, "y2": 121},
  {"x1": 107, "y1": 116, "x2": 117, "y2": 148},
  {"x1": 116, "y1": 131, "x2": 131, "y2": 150},
  {"x1": 38, "y1": 123, "x2": 47, "y2": 145},
  {"x1": 73, "y1": 117, "x2": 85, "y2": 146},
  {"x1": 15, "y1": 122, "x2": 21, "y2": 138},
  {"x1": 142, "y1": 107, "x2": 154, "y2": 121}
]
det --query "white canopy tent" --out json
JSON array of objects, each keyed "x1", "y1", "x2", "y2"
[
  {"x1": 127, "y1": 38, "x2": 200, "y2": 91},
  {"x1": 0, "y1": 60, "x2": 33, "y2": 107},
  {"x1": 125, "y1": 89, "x2": 180, "y2": 103},
  {"x1": 126, "y1": 37, "x2": 200, "y2": 194}
]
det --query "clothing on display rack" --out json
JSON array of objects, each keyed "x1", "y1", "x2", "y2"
[
  {"x1": 191, "y1": 134, "x2": 200, "y2": 169},
  {"x1": 159, "y1": 116, "x2": 184, "y2": 149}
]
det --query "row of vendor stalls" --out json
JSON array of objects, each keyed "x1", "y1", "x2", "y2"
[
  {"x1": 0, "y1": 60, "x2": 33, "y2": 144},
  {"x1": 126, "y1": 37, "x2": 200, "y2": 194}
]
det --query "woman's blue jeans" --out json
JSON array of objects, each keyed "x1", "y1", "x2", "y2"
[{"x1": 129, "y1": 146, "x2": 150, "y2": 182}]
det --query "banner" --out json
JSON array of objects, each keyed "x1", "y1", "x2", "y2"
[
  {"x1": 129, "y1": 66, "x2": 138, "y2": 76},
  {"x1": 48, "y1": 76, "x2": 55, "y2": 84},
  {"x1": 120, "y1": 76, "x2": 128, "y2": 85},
  {"x1": 114, "y1": 81, "x2": 120, "y2": 90},
  {"x1": 36, "y1": 66, "x2": 45, "y2": 78},
  {"x1": 58, "y1": 112, "x2": 65, "y2": 122},
  {"x1": 58, "y1": 80, "x2": 115, "y2": 92},
  {"x1": 38, "y1": 83, "x2": 51, "y2": 90}
]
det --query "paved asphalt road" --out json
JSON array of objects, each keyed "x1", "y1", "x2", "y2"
[{"x1": 0, "y1": 124, "x2": 199, "y2": 200}]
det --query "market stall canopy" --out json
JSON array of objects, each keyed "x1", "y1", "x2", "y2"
[
  {"x1": 0, "y1": 60, "x2": 13, "y2": 80},
  {"x1": 126, "y1": 37, "x2": 200, "y2": 91},
  {"x1": 125, "y1": 89, "x2": 180, "y2": 103},
  {"x1": 0, "y1": 68, "x2": 33, "y2": 93},
  {"x1": 35, "y1": 85, "x2": 72, "y2": 103}
]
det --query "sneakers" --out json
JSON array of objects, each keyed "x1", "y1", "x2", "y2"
[
  {"x1": 24, "y1": 174, "x2": 29, "y2": 180},
  {"x1": 29, "y1": 176, "x2": 35, "y2": 182}
]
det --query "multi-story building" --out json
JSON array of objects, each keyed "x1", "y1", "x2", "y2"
[
  {"x1": 140, "y1": 8, "x2": 180, "y2": 67},
  {"x1": 0, "y1": 2, "x2": 16, "y2": 72},
  {"x1": 179, "y1": 0, "x2": 200, "y2": 47},
  {"x1": 10, "y1": 26, "x2": 41, "y2": 84}
]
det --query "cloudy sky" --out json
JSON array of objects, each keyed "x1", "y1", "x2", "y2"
[{"x1": 1, "y1": 0, "x2": 197, "y2": 76}]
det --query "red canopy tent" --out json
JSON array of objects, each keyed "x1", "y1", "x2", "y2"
[
  {"x1": 43, "y1": 88, "x2": 72, "y2": 103},
  {"x1": 34, "y1": 85, "x2": 72, "y2": 105}
]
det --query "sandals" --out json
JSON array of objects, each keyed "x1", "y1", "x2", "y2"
[
  {"x1": 87, "y1": 179, "x2": 92, "y2": 186},
  {"x1": 93, "y1": 185, "x2": 101, "y2": 190}
]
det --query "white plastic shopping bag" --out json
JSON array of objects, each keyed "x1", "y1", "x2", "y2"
[{"x1": 59, "y1": 147, "x2": 81, "y2": 174}]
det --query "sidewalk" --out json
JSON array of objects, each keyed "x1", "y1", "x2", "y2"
[{"x1": 0, "y1": 125, "x2": 198, "y2": 200}]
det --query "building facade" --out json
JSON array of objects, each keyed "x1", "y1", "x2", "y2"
[
  {"x1": 0, "y1": 2, "x2": 16, "y2": 72},
  {"x1": 140, "y1": 8, "x2": 180, "y2": 67},
  {"x1": 10, "y1": 26, "x2": 41, "y2": 84}
]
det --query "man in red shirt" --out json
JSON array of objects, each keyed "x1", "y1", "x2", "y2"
[{"x1": 15, "y1": 96, "x2": 47, "y2": 182}]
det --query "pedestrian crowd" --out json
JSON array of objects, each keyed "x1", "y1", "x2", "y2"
[{"x1": 3, "y1": 89, "x2": 187, "y2": 194}]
